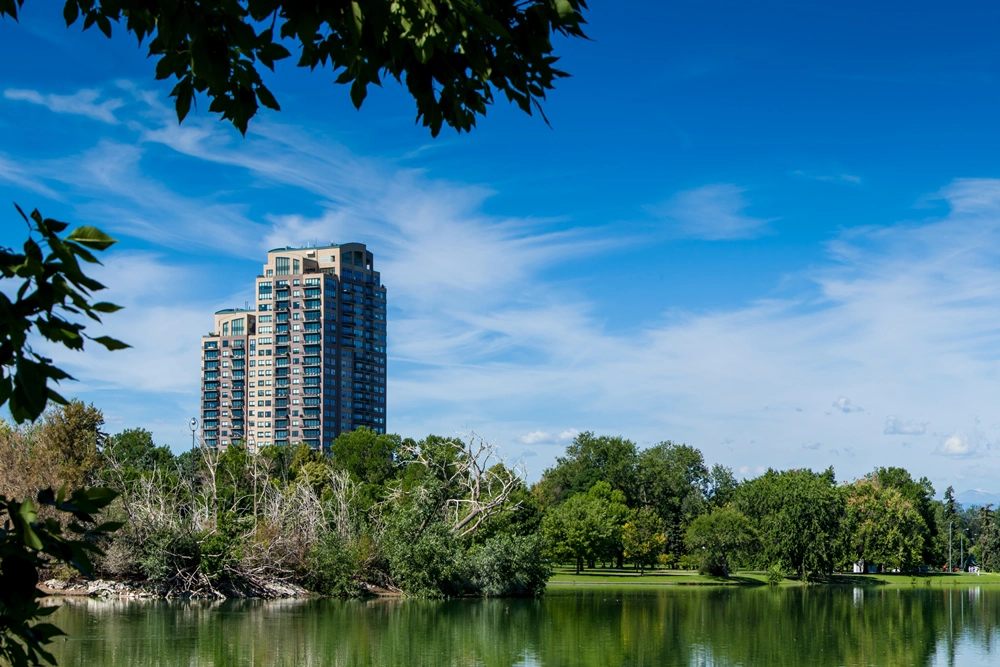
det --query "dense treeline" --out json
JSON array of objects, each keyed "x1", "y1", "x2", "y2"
[
  {"x1": 3, "y1": 403, "x2": 999, "y2": 598},
  {"x1": 536, "y1": 433, "x2": 998, "y2": 578}
]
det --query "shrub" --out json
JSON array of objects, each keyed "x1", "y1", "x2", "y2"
[
  {"x1": 139, "y1": 528, "x2": 200, "y2": 584},
  {"x1": 304, "y1": 534, "x2": 360, "y2": 597},
  {"x1": 469, "y1": 533, "x2": 550, "y2": 597},
  {"x1": 382, "y1": 514, "x2": 469, "y2": 598}
]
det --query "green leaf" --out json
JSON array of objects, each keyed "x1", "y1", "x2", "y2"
[
  {"x1": 83, "y1": 487, "x2": 119, "y2": 507},
  {"x1": 66, "y1": 226, "x2": 117, "y2": 250},
  {"x1": 63, "y1": 1, "x2": 79, "y2": 25},
  {"x1": 93, "y1": 521, "x2": 125, "y2": 533},
  {"x1": 17, "y1": 497, "x2": 38, "y2": 524},
  {"x1": 92, "y1": 335, "x2": 131, "y2": 351},
  {"x1": 90, "y1": 301, "x2": 123, "y2": 313},
  {"x1": 350, "y1": 79, "x2": 368, "y2": 108},
  {"x1": 256, "y1": 84, "x2": 280, "y2": 111}
]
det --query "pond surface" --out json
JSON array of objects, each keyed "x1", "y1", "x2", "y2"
[{"x1": 47, "y1": 585, "x2": 1000, "y2": 666}]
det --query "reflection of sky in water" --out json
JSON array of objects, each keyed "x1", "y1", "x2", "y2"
[{"x1": 46, "y1": 587, "x2": 1000, "y2": 666}]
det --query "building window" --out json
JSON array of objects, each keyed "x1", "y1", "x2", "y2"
[
  {"x1": 231, "y1": 318, "x2": 245, "y2": 336},
  {"x1": 222, "y1": 321, "x2": 229, "y2": 336},
  {"x1": 275, "y1": 257, "x2": 290, "y2": 275}
]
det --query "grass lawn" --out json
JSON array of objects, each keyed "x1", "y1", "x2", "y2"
[{"x1": 547, "y1": 566, "x2": 1000, "y2": 588}]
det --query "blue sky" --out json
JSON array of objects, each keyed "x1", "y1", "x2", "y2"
[{"x1": 4, "y1": 1, "x2": 1000, "y2": 500}]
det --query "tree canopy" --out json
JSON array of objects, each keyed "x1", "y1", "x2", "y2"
[
  {"x1": 735, "y1": 467, "x2": 845, "y2": 579},
  {"x1": 1, "y1": 0, "x2": 589, "y2": 136}
]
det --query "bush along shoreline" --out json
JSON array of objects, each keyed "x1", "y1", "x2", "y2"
[
  {"x1": 3, "y1": 402, "x2": 548, "y2": 600},
  {"x1": 5, "y1": 402, "x2": 1000, "y2": 599}
]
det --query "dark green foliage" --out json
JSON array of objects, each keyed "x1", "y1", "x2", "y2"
[
  {"x1": 685, "y1": 506, "x2": 754, "y2": 577},
  {"x1": 332, "y1": 427, "x2": 401, "y2": 486},
  {"x1": 705, "y1": 464, "x2": 738, "y2": 509},
  {"x1": 0, "y1": 205, "x2": 126, "y2": 424},
  {"x1": 101, "y1": 428, "x2": 174, "y2": 475},
  {"x1": 468, "y1": 533, "x2": 549, "y2": 597},
  {"x1": 978, "y1": 506, "x2": 1000, "y2": 572},
  {"x1": 0, "y1": 487, "x2": 120, "y2": 667},
  {"x1": 870, "y1": 467, "x2": 937, "y2": 564},
  {"x1": 540, "y1": 482, "x2": 627, "y2": 573},
  {"x1": 304, "y1": 534, "x2": 360, "y2": 597},
  {"x1": 331, "y1": 427, "x2": 401, "y2": 507},
  {"x1": 199, "y1": 512, "x2": 251, "y2": 585},
  {"x1": 636, "y1": 441, "x2": 709, "y2": 556},
  {"x1": 537, "y1": 432, "x2": 638, "y2": 507},
  {"x1": 138, "y1": 527, "x2": 200, "y2": 585},
  {"x1": 1, "y1": 0, "x2": 589, "y2": 136},
  {"x1": 735, "y1": 467, "x2": 845, "y2": 579},
  {"x1": 383, "y1": 512, "x2": 468, "y2": 598}
]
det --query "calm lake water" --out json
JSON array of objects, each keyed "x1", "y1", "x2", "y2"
[{"x1": 46, "y1": 585, "x2": 1000, "y2": 666}]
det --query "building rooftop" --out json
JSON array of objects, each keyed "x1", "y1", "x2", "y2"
[
  {"x1": 267, "y1": 243, "x2": 364, "y2": 253},
  {"x1": 214, "y1": 308, "x2": 253, "y2": 315}
]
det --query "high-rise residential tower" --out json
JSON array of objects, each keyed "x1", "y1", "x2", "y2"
[{"x1": 200, "y1": 243, "x2": 387, "y2": 452}]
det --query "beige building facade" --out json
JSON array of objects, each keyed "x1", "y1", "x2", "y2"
[{"x1": 200, "y1": 243, "x2": 387, "y2": 451}]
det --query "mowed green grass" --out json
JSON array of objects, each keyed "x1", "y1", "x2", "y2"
[{"x1": 547, "y1": 567, "x2": 1000, "y2": 588}]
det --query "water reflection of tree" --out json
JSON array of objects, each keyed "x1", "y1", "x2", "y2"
[{"x1": 47, "y1": 588, "x2": 1000, "y2": 666}]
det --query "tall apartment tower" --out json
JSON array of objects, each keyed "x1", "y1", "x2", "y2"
[{"x1": 200, "y1": 243, "x2": 388, "y2": 452}]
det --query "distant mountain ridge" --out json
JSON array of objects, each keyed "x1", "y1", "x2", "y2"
[{"x1": 956, "y1": 489, "x2": 1000, "y2": 508}]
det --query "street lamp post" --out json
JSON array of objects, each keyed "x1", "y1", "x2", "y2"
[{"x1": 189, "y1": 417, "x2": 199, "y2": 452}]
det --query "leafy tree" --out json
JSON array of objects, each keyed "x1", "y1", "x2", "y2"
[
  {"x1": 540, "y1": 482, "x2": 625, "y2": 574},
  {"x1": 636, "y1": 441, "x2": 709, "y2": 557},
  {"x1": 0, "y1": 487, "x2": 121, "y2": 666},
  {"x1": 34, "y1": 400, "x2": 105, "y2": 490},
  {"x1": 288, "y1": 441, "x2": 331, "y2": 495},
  {"x1": 845, "y1": 477, "x2": 925, "y2": 572},
  {"x1": 536, "y1": 432, "x2": 638, "y2": 507},
  {"x1": 622, "y1": 507, "x2": 665, "y2": 574},
  {"x1": 705, "y1": 463, "x2": 738, "y2": 509},
  {"x1": 1, "y1": 0, "x2": 589, "y2": 136},
  {"x1": 870, "y1": 467, "x2": 937, "y2": 565},
  {"x1": 468, "y1": 533, "x2": 549, "y2": 597},
  {"x1": 331, "y1": 427, "x2": 401, "y2": 507},
  {"x1": 978, "y1": 506, "x2": 1000, "y2": 572},
  {"x1": 735, "y1": 467, "x2": 845, "y2": 579},
  {"x1": 684, "y1": 506, "x2": 754, "y2": 577},
  {"x1": 1, "y1": 206, "x2": 126, "y2": 425},
  {"x1": 101, "y1": 428, "x2": 174, "y2": 475}
]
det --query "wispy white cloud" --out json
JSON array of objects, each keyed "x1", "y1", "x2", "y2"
[
  {"x1": 833, "y1": 396, "x2": 864, "y2": 414},
  {"x1": 12, "y1": 85, "x2": 1000, "y2": 491},
  {"x1": 4, "y1": 88, "x2": 123, "y2": 124},
  {"x1": 648, "y1": 184, "x2": 774, "y2": 240},
  {"x1": 790, "y1": 169, "x2": 862, "y2": 185},
  {"x1": 884, "y1": 416, "x2": 927, "y2": 436}
]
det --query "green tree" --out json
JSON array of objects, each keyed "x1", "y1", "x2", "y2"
[
  {"x1": 622, "y1": 507, "x2": 665, "y2": 574},
  {"x1": 540, "y1": 482, "x2": 625, "y2": 574},
  {"x1": 101, "y1": 429, "x2": 174, "y2": 476},
  {"x1": 684, "y1": 506, "x2": 754, "y2": 577},
  {"x1": 1, "y1": 0, "x2": 589, "y2": 136},
  {"x1": 636, "y1": 441, "x2": 709, "y2": 558},
  {"x1": 705, "y1": 463, "x2": 738, "y2": 509},
  {"x1": 331, "y1": 427, "x2": 401, "y2": 507},
  {"x1": 870, "y1": 467, "x2": 937, "y2": 565},
  {"x1": 978, "y1": 505, "x2": 1000, "y2": 572},
  {"x1": 536, "y1": 432, "x2": 638, "y2": 507},
  {"x1": 735, "y1": 467, "x2": 845, "y2": 580},
  {"x1": 845, "y1": 477, "x2": 925, "y2": 572}
]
